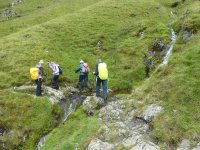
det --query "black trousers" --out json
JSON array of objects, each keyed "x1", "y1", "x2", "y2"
[
  {"x1": 52, "y1": 75, "x2": 59, "y2": 90},
  {"x1": 35, "y1": 78, "x2": 42, "y2": 96}
]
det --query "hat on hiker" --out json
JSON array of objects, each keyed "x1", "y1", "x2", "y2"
[
  {"x1": 80, "y1": 60, "x2": 84, "y2": 64},
  {"x1": 39, "y1": 60, "x2": 44, "y2": 64}
]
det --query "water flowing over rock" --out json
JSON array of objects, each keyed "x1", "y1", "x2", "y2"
[
  {"x1": 36, "y1": 92, "x2": 83, "y2": 150},
  {"x1": 12, "y1": 85, "x2": 84, "y2": 150},
  {"x1": 160, "y1": 29, "x2": 176, "y2": 66}
]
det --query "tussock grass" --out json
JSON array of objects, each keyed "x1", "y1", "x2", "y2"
[{"x1": 0, "y1": 90, "x2": 59, "y2": 149}]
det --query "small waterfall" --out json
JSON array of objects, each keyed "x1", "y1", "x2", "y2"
[{"x1": 160, "y1": 29, "x2": 176, "y2": 66}]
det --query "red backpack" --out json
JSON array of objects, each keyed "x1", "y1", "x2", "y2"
[{"x1": 83, "y1": 63, "x2": 90, "y2": 73}]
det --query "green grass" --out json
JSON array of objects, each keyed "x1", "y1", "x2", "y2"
[
  {"x1": 0, "y1": 90, "x2": 60, "y2": 149},
  {"x1": 129, "y1": 1, "x2": 200, "y2": 146},
  {"x1": 0, "y1": 0, "x2": 102, "y2": 37},
  {"x1": 1, "y1": 0, "x2": 200, "y2": 149},
  {"x1": 41, "y1": 107, "x2": 99, "y2": 150},
  {"x1": 0, "y1": 0, "x2": 172, "y2": 90}
]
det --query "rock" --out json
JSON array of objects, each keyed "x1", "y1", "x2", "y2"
[
  {"x1": 82, "y1": 96, "x2": 104, "y2": 115},
  {"x1": 131, "y1": 140, "x2": 160, "y2": 150},
  {"x1": 192, "y1": 142, "x2": 200, "y2": 150},
  {"x1": 13, "y1": 85, "x2": 80, "y2": 104},
  {"x1": 87, "y1": 138, "x2": 115, "y2": 150},
  {"x1": 122, "y1": 132, "x2": 142, "y2": 148},
  {"x1": 177, "y1": 139, "x2": 191, "y2": 150},
  {"x1": 44, "y1": 86, "x2": 65, "y2": 103},
  {"x1": 142, "y1": 104, "x2": 163, "y2": 122},
  {"x1": 182, "y1": 30, "x2": 193, "y2": 42}
]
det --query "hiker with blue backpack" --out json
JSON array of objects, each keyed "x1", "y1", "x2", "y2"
[
  {"x1": 75, "y1": 60, "x2": 92, "y2": 92},
  {"x1": 93, "y1": 59, "x2": 108, "y2": 105},
  {"x1": 48, "y1": 62, "x2": 62, "y2": 90}
]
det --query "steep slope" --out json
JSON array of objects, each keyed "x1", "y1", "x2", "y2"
[{"x1": 0, "y1": 0, "x2": 102, "y2": 37}]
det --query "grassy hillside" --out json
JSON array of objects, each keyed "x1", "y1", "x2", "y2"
[
  {"x1": 0, "y1": 0, "x2": 200, "y2": 149},
  {"x1": 0, "y1": 0, "x2": 172, "y2": 90},
  {"x1": 131, "y1": 0, "x2": 200, "y2": 148}
]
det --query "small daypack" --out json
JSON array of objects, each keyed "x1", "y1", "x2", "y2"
[
  {"x1": 30, "y1": 67, "x2": 39, "y2": 80},
  {"x1": 83, "y1": 63, "x2": 90, "y2": 73},
  {"x1": 58, "y1": 66, "x2": 63, "y2": 75},
  {"x1": 98, "y1": 63, "x2": 108, "y2": 80}
]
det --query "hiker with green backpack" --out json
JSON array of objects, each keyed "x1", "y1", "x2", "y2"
[
  {"x1": 93, "y1": 59, "x2": 108, "y2": 105},
  {"x1": 75, "y1": 60, "x2": 92, "y2": 92}
]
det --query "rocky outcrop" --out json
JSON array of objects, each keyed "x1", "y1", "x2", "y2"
[
  {"x1": 82, "y1": 96, "x2": 104, "y2": 115},
  {"x1": 87, "y1": 98, "x2": 161, "y2": 150},
  {"x1": 142, "y1": 104, "x2": 164, "y2": 122},
  {"x1": 13, "y1": 85, "x2": 79, "y2": 104},
  {"x1": 87, "y1": 138, "x2": 115, "y2": 150}
]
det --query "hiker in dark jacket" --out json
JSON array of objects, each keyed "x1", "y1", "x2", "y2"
[
  {"x1": 75, "y1": 60, "x2": 92, "y2": 92},
  {"x1": 93, "y1": 59, "x2": 108, "y2": 105},
  {"x1": 48, "y1": 62, "x2": 60, "y2": 90},
  {"x1": 35, "y1": 60, "x2": 45, "y2": 96}
]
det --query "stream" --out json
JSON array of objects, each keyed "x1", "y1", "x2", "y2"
[
  {"x1": 160, "y1": 28, "x2": 177, "y2": 66},
  {"x1": 36, "y1": 92, "x2": 84, "y2": 150}
]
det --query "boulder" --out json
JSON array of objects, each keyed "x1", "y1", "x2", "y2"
[
  {"x1": 142, "y1": 104, "x2": 163, "y2": 122},
  {"x1": 177, "y1": 139, "x2": 191, "y2": 150},
  {"x1": 131, "y1": 140, "x2": 160, "y2": 150},
  {"x1": 87, "y1": 138, "x2": 115, "y2": 150},
  {"x1": 82, "y1": 96, "x2": 104, "y2": 115}
]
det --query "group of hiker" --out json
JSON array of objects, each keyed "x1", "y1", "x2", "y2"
[{"x1": 30, "y1": 59, "x2": 108, "y2": 105}]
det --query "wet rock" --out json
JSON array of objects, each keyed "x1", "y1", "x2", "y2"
[
  {"x1": 177, "y1": 139, "x2": 191, "y2": 150},
  {"x1": 142, "y1": 104, "x2": 163, "y2": 122},
  {"x1": 37, "y1": 135, "x2": 49, "y2": 150},
  {"x1": 87, "y1": 138, "x2": 115, "y2": 150},
  {"x1": 131, "y1": 140, "x2": 160, "y2": 150}
]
